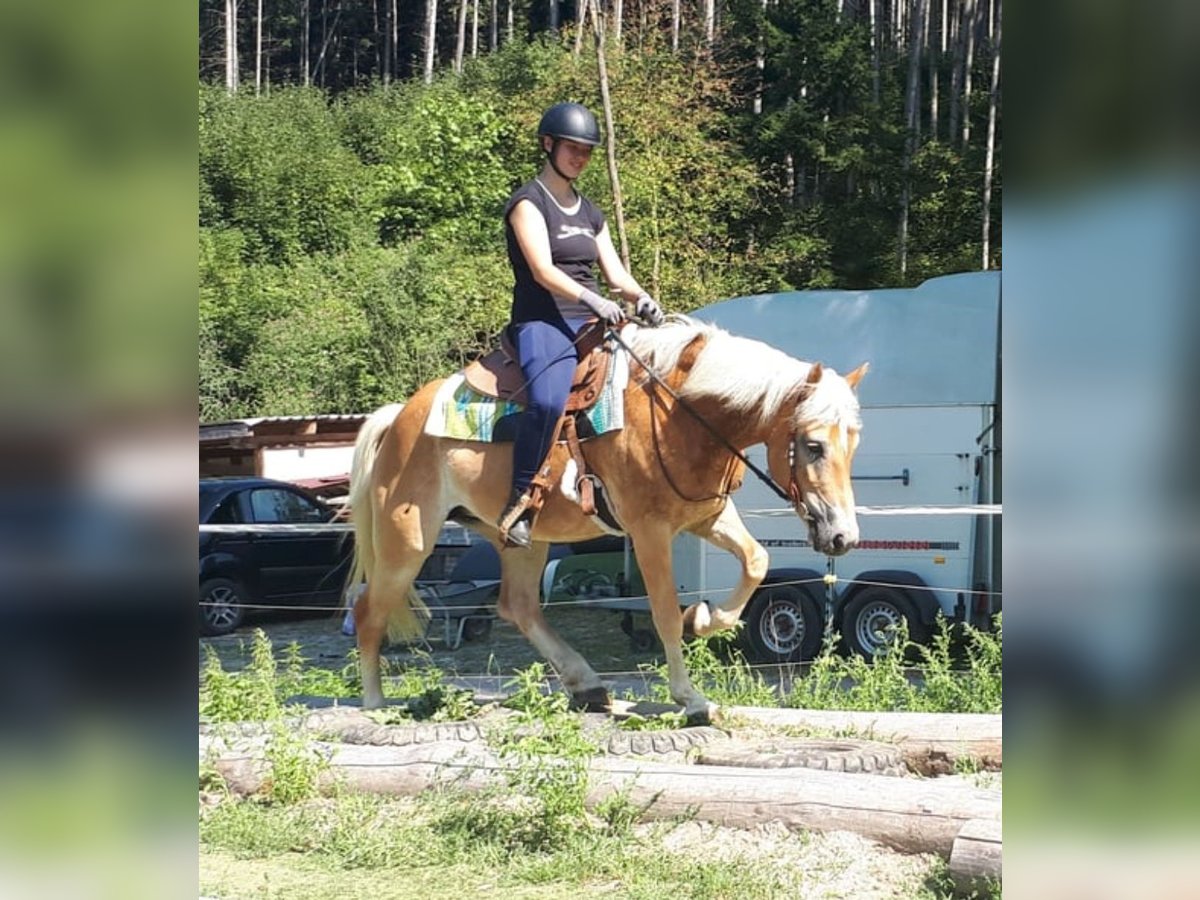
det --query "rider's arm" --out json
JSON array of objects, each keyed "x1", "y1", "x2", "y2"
[{"x1": 595, "y1": 223, "x2": 649, "y2": 301}]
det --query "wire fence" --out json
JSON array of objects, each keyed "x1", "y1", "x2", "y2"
[{"x1": 199, "y1": 503, "x2": 1001, "y2": 617}]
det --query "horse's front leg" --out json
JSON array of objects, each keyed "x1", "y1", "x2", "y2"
[
  {"x1": 681, "y1": 500, "x2": 768, "y2": 638},
  {"x1": 629, "y1": 526, "x2": 717, "y2": 725},
  {"x1": 496, "y1": 541, "x2": 610, "y2": 711}
]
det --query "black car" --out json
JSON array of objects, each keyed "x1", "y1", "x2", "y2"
[{"x1": 200, "y1": 477, "x2": 352, "y2": 636}]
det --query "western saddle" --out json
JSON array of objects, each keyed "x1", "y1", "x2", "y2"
[{"x1": 462, "y1": 320, "x2": 613, "y2": 529}]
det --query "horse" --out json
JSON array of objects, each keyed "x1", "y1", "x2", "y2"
[{"x1": 345, "y1": 317, "x2": 867, "y2": 723}]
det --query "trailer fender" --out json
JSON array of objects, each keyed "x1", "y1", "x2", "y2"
[{"x1": 838, "y1": 570, "x2": 941, "y2": 626}]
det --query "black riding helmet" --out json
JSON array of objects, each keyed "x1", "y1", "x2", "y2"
[{"x1": 537, "y1": 102, "x2": 602, "y2": 147}]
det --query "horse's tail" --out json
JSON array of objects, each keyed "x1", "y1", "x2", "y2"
[{"x1": 344, "y1": 402, "x2": 430, "y2": 644}]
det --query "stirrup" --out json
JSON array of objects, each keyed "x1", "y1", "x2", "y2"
[{"x1": 498, "y1": 490, "x2": 534, "y2": 549}]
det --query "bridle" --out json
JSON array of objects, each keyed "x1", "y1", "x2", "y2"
[{"x1": 606, "y1": 327, "x2": 814, "y2": 522}]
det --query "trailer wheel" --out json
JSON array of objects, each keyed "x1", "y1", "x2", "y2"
[
  {"x1": 841, "y1": 585, "x2": 931, "y2": 658},
  {"x1": 739, "y1": 585, "x2": 822, "y2": 664}
]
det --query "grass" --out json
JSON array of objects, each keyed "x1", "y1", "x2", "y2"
[
  {"x1": 786, "y1": 615, "x2": 1002, "y2": 714},
  {"x1": 200, "y1": 792, "x2": 955, "y2": 899},
  {"x1": 199, "y1": 624, "x2": 1003, "y2": 899}
]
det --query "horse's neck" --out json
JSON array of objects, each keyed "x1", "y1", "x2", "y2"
[{"x1": 671, "y1": 395, "x2": 775, "y2": 452}]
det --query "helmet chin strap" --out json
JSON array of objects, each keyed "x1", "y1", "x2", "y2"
[{"x1": 546, "y1": 139, "x2": 575, "y2": 182}]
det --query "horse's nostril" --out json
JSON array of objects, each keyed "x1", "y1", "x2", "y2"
[{"x1": 832, "y1": 534, "x2": 846, "y2": 551}]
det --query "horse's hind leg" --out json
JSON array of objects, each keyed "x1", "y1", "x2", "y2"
[
  {"x1": 681, "y1": 501, "x2": 768, "y2": 637},
  {"x1": 356, "y1": 496, "x2": 445, "y2": 709},
  {"x1": 497, "y1": 543, "x2": 609, "y2": 710}
]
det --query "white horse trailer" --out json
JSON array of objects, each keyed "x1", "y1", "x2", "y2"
[{"x1": 665, "y1": 271, "x2": 1001, "y2": 662}]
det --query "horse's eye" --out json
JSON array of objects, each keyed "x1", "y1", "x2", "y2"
[{"x1": 805, "y1": 441, "x2": 824, "y2": 460}]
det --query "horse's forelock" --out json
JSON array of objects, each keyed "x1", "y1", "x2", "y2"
[{"x1": 797, "y1": 371, "x2": 862, "y2": 431}]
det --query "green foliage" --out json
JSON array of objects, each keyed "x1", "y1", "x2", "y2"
[
  {"x1": 262, "y1": 720, "x2": 326, "y2": 805},
  {"x1": 383, "y1": 651, "x2": 481, "y2": 721},
  {"x1": 199, "y1": 631, "x2": 283, "y2": 723},
  {"x1": 199, "y1": 28, "x2": 999, "y2": 419},
  {"x1": 338, "y1": 82, "x2": 518, "y2": 246},
  {"x1": 645, "y1": 631, "x2": 781, "y2": 709},
  {"x1": 200, "y1": 85, "x2": 373, "y2": 264},
  {"x1": 788, "y1": 615, "x2": 1003, "y2": 713},
  {"x1": 485, "y1": 662, "x2": 600, "y2": 851},
  {"x1": 200, "y1": 631, "x2": 330, "y2": 805}
]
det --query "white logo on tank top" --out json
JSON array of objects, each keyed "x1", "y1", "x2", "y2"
[{"x1": 556, "y1": 224, "x2": 595, "y2": 240}]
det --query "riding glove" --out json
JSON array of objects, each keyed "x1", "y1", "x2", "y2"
[
  {"x1": 634, "y1": 293, "x2": 665, "y2": 327},
  {"x1": 577, "y1": 288, "x2": 625, "y2": 326}
]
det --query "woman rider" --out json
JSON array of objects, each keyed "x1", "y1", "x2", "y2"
[{"x1": 497, "y1": 102, "x2": 664, "y2": 548}]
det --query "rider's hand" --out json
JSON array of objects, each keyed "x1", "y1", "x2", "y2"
[
  {"x1": 634, "y1": 294, "x2": 665, "y2": 327},
  {"x1": 578, "y1": 288, "x2": 626, "y2": 326}
]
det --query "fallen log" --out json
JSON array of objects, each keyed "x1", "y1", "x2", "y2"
[
  {"x1": 717, "y1": 705, "x2": 1002, "y2": 770},
  {"x1": 949, "y1": 817, "x2": 1002, "y2": 893},
  {"x1": 200, "y1": 735, "x2": 1000, "y2": 857}
]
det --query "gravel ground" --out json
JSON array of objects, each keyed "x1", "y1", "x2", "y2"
[{"x1": 199, "y1": 605, "x2": 679, "y2": 701}]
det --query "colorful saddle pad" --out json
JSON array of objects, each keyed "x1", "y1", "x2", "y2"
[{"x1": 424, "y1": 345, "x2": 628, "y2": 443}]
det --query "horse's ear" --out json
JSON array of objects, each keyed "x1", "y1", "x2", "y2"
[
  {"x1": 794, "y1": 363, "x2": 824, "y2": 403},
  {"x1": 844, "y1": 362, "x2": 869, "y2": 390}
]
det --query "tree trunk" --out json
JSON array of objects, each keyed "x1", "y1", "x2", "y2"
[
  {"x1": 573, "y1": 0, "x2": 590, "y2": 56},
  {"x1": 507, "y1": 0, "x2": 513, "y2": 45},
  {"x1": 704, "y1": 0, "x2": 715, "y2": 47},
  {"x1": 301, "y1": 0, "x2": 310, "y2": 85},
  {"x1": 313, "y1": 2, "x2": 342, "y2": 86},
  {"x1": 490, "y1": 0, "x2": 498, "y2": 50},
  {"x1": 549, "y1": 0, "x2": 559, "y2": 32},
  {"x1": 424, "y1": 0, "x2": 438, "y2": 84},
  {"x1": 960, "y1": 0, "x2": 979, "y2": 147},
  {"x1": 948, "y1": 0, "x2": 969, "y2": 143},
  {"x1": 950, "y1": 819, "x2": 1003, "y2": 893},
  {"x1": 928, "y1": 0, "x2": 938, "y2": 138},
  {"x1": 472, "y1": 0, "x2": 479, "y2": 57},
  {"x1": 672, "y1": 0, "x2": 681, "y2": 51},
  {"x1": 254, "y1": 0, "x2": 263, "y2": 93},
  {"x1": 898, "y1": 0, "x2": 928, "y2": 279},
  {"x1": 592, "y1": 8, "x2": 631, "y2": 270},
  {"x1": 753, "y1": 0, "x2": 767, "y2": 114},
  {"x1": 392, "y1": 0, "x2": 399, "y2": 78},
  {"x1": 455, "y1": 0, "x2": 468, "y2": 73},
  {"x1": 981, "y1": 0, "x2": 1000, "y2": 269},
  {"x1": 869, "y1": 0, "x2": 880, "y2": 105},
  {"x1": 224, "y1": 0, "x2": 239, "y2": 93},
  {"x1": 613, "y1": 0, "x2": 623, "y2": 45},
  {"x1": 203, "y1": 737, "x2": 1001, "y2": 858}
]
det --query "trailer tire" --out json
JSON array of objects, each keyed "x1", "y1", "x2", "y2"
[
  {"x1": 739, "y1": 585, "x2": 823, "y2": 664},
  {"x1": 841, "y1": 585, "x2": 931, "y2": 658}
]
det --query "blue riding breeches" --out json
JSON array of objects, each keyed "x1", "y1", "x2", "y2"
[{"x1": 510, "y1": 318, "x2": 587, "y2": 495}]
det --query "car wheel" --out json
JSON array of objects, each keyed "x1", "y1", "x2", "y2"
[
  {"x1": 200, "y1": 577, "x2": 248, "y2": 637},
  {"x1": 739, "y1": 585, "x2": 823, "y2": 664},
  {"x1": 840, "y1": 586, "x2": 930, "y2": 658}
]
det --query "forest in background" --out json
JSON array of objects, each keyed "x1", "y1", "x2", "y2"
[{"x1": 199, "y1": 0, "x2": 1000, "y2": 419}]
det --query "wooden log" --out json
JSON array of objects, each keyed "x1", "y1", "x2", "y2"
[
  {"x1": 200, "y1": 736, "x2": 1000, "y2": 856},
  {"x1": 586, "y1": 756, "x2": 999, "y2": 856},
  {"x1": 949, "y1": 817, "x2": 1002, "y2": 892},
  {"x1": 718, "y1": 705, "x2": 1002, "y2": 769}
]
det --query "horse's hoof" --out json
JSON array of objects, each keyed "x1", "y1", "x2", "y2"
[
  {"x1": 684, "y1": 710, "x2": 712, "y2": 727},
  {"x1": 569, "y1": 687, "x2": 612, "y2": 713}
]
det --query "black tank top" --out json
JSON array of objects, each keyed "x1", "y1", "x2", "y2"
[{"x1": 504, "y1": 179, "x2": 607, "y2": 324}]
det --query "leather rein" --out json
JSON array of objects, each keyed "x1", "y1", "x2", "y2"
[{"x1": 606, "y1": 327, "x2": 810, "y2": 518}]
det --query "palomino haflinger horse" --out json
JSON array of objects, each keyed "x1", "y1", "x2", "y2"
[{"x1": 346, "y1": 317, "x2": 867, "y2": 724}]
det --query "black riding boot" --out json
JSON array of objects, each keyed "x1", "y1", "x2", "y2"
[{"x1": 498, "y1": 488, "x2": 534, "y2": 549}]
